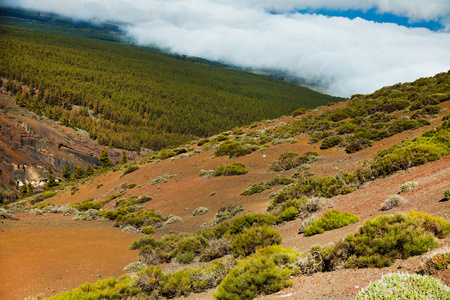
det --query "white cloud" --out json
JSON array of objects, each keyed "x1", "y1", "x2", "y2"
[{"x1": 2, "y1": 0, "x2": 450, "y2": 97}]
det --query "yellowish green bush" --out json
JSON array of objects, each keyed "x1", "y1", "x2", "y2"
[
  {"x1": 230, "y1": 226, "x2": 282, "y2": 257},
  {"x1": 303, "y1": 210, "x2": 359, "y2": 236},
  {"x1": 212, "y1": 162, "x2": 248, "y2": 177}
]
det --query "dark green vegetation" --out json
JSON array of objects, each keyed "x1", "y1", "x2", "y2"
[
  {"x1": 0, "y1": 25, "x2": 339, "y2": 150},
  {"x1": 303, "y1": 210, "x2": 359, "y2": 236}
]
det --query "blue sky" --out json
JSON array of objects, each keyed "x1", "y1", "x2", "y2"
[
  {"x1": 2, "y1": 0, "x2": 450, "y2": 97},
  {"x1": 294, "y1": 8, "x2": 444, "y2": 31}
]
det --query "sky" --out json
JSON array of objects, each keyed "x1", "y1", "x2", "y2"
[{"x1": 2, "y1": 0, "x2": 450, "y2": 97}]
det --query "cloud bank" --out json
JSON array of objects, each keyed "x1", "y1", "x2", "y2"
[{"x1": 3, "y1": 0, "x2": 450, "y2": 97}]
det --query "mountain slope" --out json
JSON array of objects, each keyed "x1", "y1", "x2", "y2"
[
  {"x1": 0, "y1": 24, "x2": 341, "y2": 151},
  {"x1": 1, "y1": 71, "x2": 449, "y2": 299}
]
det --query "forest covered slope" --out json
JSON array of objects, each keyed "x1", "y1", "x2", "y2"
[{"x1": 0, "y1": 23, "x2": 341, "y2": 151}]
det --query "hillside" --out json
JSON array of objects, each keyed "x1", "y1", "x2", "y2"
[
  {"x1": 0, "y1": 22, "x2": 341, "y2": 151},
  {"x1": 1, "y1": 71, "x2": 449, "y2": 299}
]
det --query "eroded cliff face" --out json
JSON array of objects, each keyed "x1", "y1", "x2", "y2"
[{"x1": 0, "y1": 90, "x2": 139, "y2": 198}]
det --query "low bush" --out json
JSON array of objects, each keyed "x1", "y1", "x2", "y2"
[
  {"x1": 270, "y1": 152, "x2": 319, "y2": 171},
  {"x1": 298, "y1": 216, "x2": 318, "y2": 234},
  {"x1": 320, "y1": 136, "x2": 345, "y2": 150},
  {"x1": 124, "y1": 261, "x2": 147, "y2": 272},
  {"x1": 445, "y1": 188, "x2": 450, "y2": 200},
  {"x1": 400, "y1": 181, "x2": 418, "y2": 193},
  {"x1": 214, "y1": 140, "x2": 252, "y2": 158},
  {"x1": 121, "y1": 165, "x2": 139, "y2": 177},
  {"x1": 215, "y1": 248, "x2": 293, "y2": 300},
  {"x1": 129, "y1": 235, "x2": 158, "y2": 250},
  {"x1": 116, "y1": 196, "x2": 152, "y2": 208},
  {"x1": 216, "y1": 135, "x2": 229, "y2": 142},
  {"x1": 197, "y1": 138, "x2": 210, "y2": 146},
  {"x1": 166, "y1": 215, "x2": 182, "y2": 224},
  {"x1": 276, "y1": 206, "x2": 299, "y2": 223},
  {"x1": 231, "y1": 226, "x2": 282, "y2": 257},
  {"x1": 212, "y1": 162, "x2": 248, "y2": 177},
  {"x1": 141, "y1": 226, "x2": 155, "y2": 235},
  {"x1": 176, "y1": 251, "x2": 196, "y2": 264},
  {"x1": 115, "y1": 209, "x2": 164, "y2": 229},
  {"x1": 29, "y1": 191, "x2": 58, "y2": 205},
  {"x1": 209, "y1": 205, "x2": 244, "y2": 226},
  {"x1": 193, "y1": 207, "x2": 209, "y2": 216},
  {"x1": 292, "y1": 107, "x2": 307, "y2": 117},
  {"x1": 150, "y1": 173, "x2": 174, "y2": 185},
  {"x1": 381, "y1": 195, "x2": 405, "y2": 211},
  {"x1": 71, "y1": 198, "x2": 108, "y2": 212},
  {"x1": 47, "y1": 276, "x2": 140, "y2": 300},
  {"x1": 355, "y1": 273, "x2": 450, "y2": 300},
  {"x1": 241, "y1": 183, "x2": 270, "y2": 196},
  {"x1": 340, "y1": 212, "x2": 447, "y2": 268},
  {"x1": 303, "y1": 210, "x2": 359, "y2": 236},
  {"x1": 419, "y1": 247, "x2": 450, "y2": 275}
]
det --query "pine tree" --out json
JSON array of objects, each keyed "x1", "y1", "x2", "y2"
[
  {"x1": 62, "y1": 165, "x2": 71, "y2": 181},
  {"x1": 73, "y1": 165, "x2": 84, "y2": 179},
  {"x1": 20, "y1": 184, "x2": 28, "y2": 198},
  {"x1": 45, "y1": 170, "x2": 59, "y2": 190},
  {"x1": 85, "y1": 164, "x2": 94, "y2": 176},
  {"x1": 121, "y1": 150, "x2": 128, "y2": 164},
  {"x1": 99, "y1": 148, "x2": 111, "y2": 169},
  {"x1": 26, "y1": 183, "x2": 33, "y2": 197}
]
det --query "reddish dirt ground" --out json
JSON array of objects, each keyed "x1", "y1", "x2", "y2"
[
  {"x1": 0, "y1": 214, "x2": 138, "y2": 299},
  {"x1": 1, "y1": 101, "x2": 449, "y2": 299}
]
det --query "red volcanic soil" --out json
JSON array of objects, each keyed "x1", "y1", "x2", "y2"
[
  {"x1": 1, "y1": 100, "x2": 449, "y2": 299},
  {"x1": 0, "y1": 214, "x2": 138, "y2": 299}
]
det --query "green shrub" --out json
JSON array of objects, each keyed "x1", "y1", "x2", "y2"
[
  {"x1": 71, "y1": 198, "x2": 107, "y2": 211},
  {"x1": 216, "y1": 135, "x2": 229, "y2": 142},
  {"x1": 230, "y1": 226, "x2": 282, "y2": 257},
  {"x1": 121, "y1": 165, "x2": 139, "y2": 177},
  {"x1": 141, "y1": 226, "x2": 155, "y2": 235},
  {"x1": 227, "y1": 214, "x2": 277, "y2": 236},
  {"x1": 129, "y1": 235, "x2": 158, "y2": 250},
  {"x1": 124, "y1": 261, "x2": 146, "y2": 272},
  {"x1": 149, "y1": 173, "x2": 174, "y2": 185},
  {"x1": 342, "y1": 213, "x2": 443, "y2": 268},
  {"x1": 292, "y1": 107, "x2": 307, "y2": 117},
  {"x1": 212, "y1": 162, "x2": 248, "y2": 176},
  {"x1": 400, "y1": 181, "x2": 418, "y2": 193},
  {"x1": 445, "y1": 188, "x2": 450, "y2": 200},
  {"x1": 155, "y1": 149, "x2": 177, "y2": 160},
  {"x1": 47, "y1": 276, "x2": 140, "y2": 300},
  {"x1": 116, "y1": 196, "x2": 152, "y2": 208},
  {"x1": 355, "y1": 273, "x2": 450, "y2": 300},
  {"x1": 320, "y1": 136, "x2": 345, "y2": 150},
  {"x1": 276, "y1": 206, "x2": 299, "y2": 223},
  {"x1": 193, "y1": 206, "x2": 209, "y2": 216},
  {"x1": 214, "y1": 140, "x2": 252, "y2": 158},
  {"x1": 241, "y1": 183, "x2": 270, "y2": 196},
  {"x1": 209, "y1": 205, "x2": 244, "y2": 226},
  {"x1": 176, "y1": 251, "x2": 196, "y2": 264},
  {"x1": 116, "y1": 209, "x2": 163, "y2": 229},
  {"x1": 215, "y1": 255, "x2": 292, "y2": 300},
  {"x1": 303, "y1": 210, "x2": 359, "y2": 236},
  {"x1": 197, "y1": 138, "x2": 210, "y2": 146}
]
